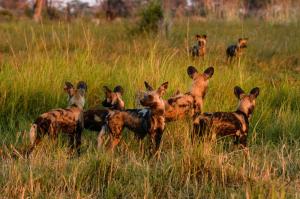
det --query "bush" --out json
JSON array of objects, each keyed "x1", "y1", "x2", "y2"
[
  {"x1": 0, "y1": 9, "x2": 14, "y2": 21},
  {"x1": 137, "y1": 0, "x2": 163, "y2": 33}
]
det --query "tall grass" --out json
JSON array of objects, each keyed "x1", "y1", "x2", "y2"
[{"x1": 0, "y1": 19, "x2": 300, "y2": 198}]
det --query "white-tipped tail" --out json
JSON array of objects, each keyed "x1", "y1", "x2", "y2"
[
  {"x1": 97, "y1": 125, "x2": 108, "y2": 149},
  {"x1": 29, "y1": 124, "x2": 37, "y2": 145}
]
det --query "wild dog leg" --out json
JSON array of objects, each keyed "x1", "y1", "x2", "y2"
[{"x1": 75, "y1": 127, "x2": 82, "y2": 155}]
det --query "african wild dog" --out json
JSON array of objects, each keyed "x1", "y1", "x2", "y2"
[
  {"x1": 226, "y1": 38, "x2": 248, "y2": 63},
  {"x1": 84, "y1": 85, "x2": 125, "y2": 132},
  {"x1": 164, "y1": 66, "x2": 214, "y2": 122},
  {"x1": 98, "y1": 82, "x2": 168, "y2": 154},
  {"x1": 193, "y1": 86, "x2": 260, "y2": 148},
  {"x1": 28, "y1": 81, "x2": 87, "y2": 156},
  {"x1": 191, "y1": 34, "x2": 207, "y2": 58}
]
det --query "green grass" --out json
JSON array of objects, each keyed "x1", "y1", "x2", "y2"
[{"x1": 0, "y1": 19, "x2": 300, "y2": 198}]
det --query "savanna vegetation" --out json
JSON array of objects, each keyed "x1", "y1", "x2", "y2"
[{"x1": 0, "y1": 18, "x2": 300, "y2": 198}]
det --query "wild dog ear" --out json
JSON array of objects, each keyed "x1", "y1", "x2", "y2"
[
  {"x1": 76, "y1": 81, "x2": 87, "y2": 96},
  {"x1": 157, "y1": 82, "x2": 168, "y2": 96},
  {"x1": 174, "y1": 89, "x2": 181, "y2": 96},
  {"x1": 203, "y1": 66, "x2": 214, "y2": 79},
  {"x1": 113, "y1": 85, "x2": 124, "y2": 95},
  {"x1": 195, "y1": 34, "x2": 200, "y2": 38},
  {"x1": 77, "y1": 81, "x2": 87, "y2": 91},
  {"x1": 238, "y1": 38, "x2": 243, "y2": 42},
  {"x1": 64, "y1": 81, "x2": 74, "y2": 96},
  {"x1": 250, "y1": 87, "x2": 260, "y2": 98},
  {"x1": 187, "y1": 66, "x2": 198, "y2": 79},
  {"x1": 103, "y1": 86, "x2": 112, "y2": 97},
  {"x1": 144, "y1": 81, "x2": 154, "y2": 91},
  {"x1": 202, "y1": 34, "x2": 207, "y2": 39},
  {"x1": 234, "y1": 86, "x2": 245, "y2": 99}
]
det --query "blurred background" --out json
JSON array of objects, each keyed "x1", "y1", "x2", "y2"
[{"x1": 0, "y1": 0, "x2": 299, "y2": 24}]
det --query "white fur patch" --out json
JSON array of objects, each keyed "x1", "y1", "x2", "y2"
[
  {"x1": 94, "y1": 115, "x2": 102, "y2": 122},
  {"x1": 29, "y1": 124, "x2": 37, "y2": 145},
  {"x1": 138, "y1": 109, "x2": 149, "y2": 117}
]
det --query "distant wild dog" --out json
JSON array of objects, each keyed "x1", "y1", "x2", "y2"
[
  {"x1": 28, "y1": 81, "x2": 87, "y2": 156},
  {"x1": 191, "y1": 34, "x2": 207, "y2": 58},
  {"x1": 193, "y1": 86, "x2": 260, "y2": 148},
  {"x1": 226, "y1": 38, "x2": 248, "y2": 63},
  {"x1": 84, "y1": 85, "x2": 125, "y2": 132},
  {"x1": 164, "y1": 66, "x2": 214, "y2": 122},
  {"x1": 98, "y1": 82, "x2": 168, "y2": 154}
]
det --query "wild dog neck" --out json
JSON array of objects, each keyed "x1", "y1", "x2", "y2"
[
  {"x1": 148, "y1": 98, "x2": 165, "y2": 116},
  {"x1": 236, "y1": 102, "x2": 254, "y2": 118},
  {"x1": 68, "y1": 96, "x2": 85, "y2": 110}
]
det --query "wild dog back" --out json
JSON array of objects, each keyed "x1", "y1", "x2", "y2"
[
  {"x1": 165, "y1": 66, "x2": 214, "y2": 122},
  {"x1": 84, "y1": 85, "x2": 124, "y2": 132},
  {"x1": 28, "y1": 81, "x2": 87, "y2": 155},
  {"x1": 193, "y1": 86, "x2": 260, "y2": 148}
]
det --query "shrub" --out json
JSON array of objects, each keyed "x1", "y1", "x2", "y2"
[{"x1": 137, "y1": 0, "x2": 163, "y2": 33}]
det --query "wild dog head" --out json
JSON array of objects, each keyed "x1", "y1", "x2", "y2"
[
  {"x1": 196, "y1": 34, "x2": 207, "y2": 47},
  {"x1": 102, "y1": 85, "x2": 125, "y2": 110},
  {"x1": 238, "y1": 38, "x2": 248, "y2": 48},
  {"x1": 141, "y1": 81, "x2": 168, "y2": 113},
  {"x1": 234, "y1": 86, "x2": 260, "y2": 118},
  {"x1": 64, "y1": 81, "x2": 87, "y2": 109}
]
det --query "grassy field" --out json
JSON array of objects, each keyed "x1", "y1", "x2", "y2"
[{"x1": 0, "y1": 19, "x2": 300, "y2": 198}]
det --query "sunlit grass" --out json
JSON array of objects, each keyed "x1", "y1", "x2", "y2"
[{"x1": 0, "y1": 19, "x2": 299, "y2": 198}]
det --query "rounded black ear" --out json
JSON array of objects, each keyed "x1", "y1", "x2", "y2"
[
  {"x1": 64, "y1": 81, "x2": 74, "y2": 90},
  {"x1": 203, "y1": 66, "x2": 214, "y2": 79},
  {"x1": 113, "y1": 85, "x2": 124, "y2": 95},
  {"x1": 238, "y1": 38, "x2": 243, "y2": 42},
  {"x1": 250, "y1": 87, "x2": 260, "y2": 98},
  {"x1": 234, "y1": 86, "x2": 245, "y2": 99},
  {"x1": 77, "y1": 81, "x2": 87, "y2": 91},
  {"x1": 195, "y1": 34, "x2": 200, "y2": 38},
  {"x1": 160, "y1": 82, "x2": 168, "y2": 90},
  {"x1": 202, "y1": 34, "x2": 207, "y2": 39},
  {"x1": 144, "y1": 81, "x2": 154, "y2": 91},
  {"x1": 187, "y1": 66, "x2": 198, "y2": 79},
  {"x1": 103, "y1": 86, "x2": 112, "y2": 93},
  {"x1": 157, "y1": 81, "x2": 169, "y2": 96}
]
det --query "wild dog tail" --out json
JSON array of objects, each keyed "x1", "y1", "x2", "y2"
[
  {"x1": 29, "y1": 124, "x2": 37, "y2": 146},
  {"x1": 97, "y1": 124, "x2": 109, "y2": 149}
]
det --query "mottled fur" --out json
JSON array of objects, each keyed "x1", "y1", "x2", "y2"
[
  {"x1": 191, "y1": 34, "x2": 207, "y2": 58},
  {"x1": 28, "y1": 81, "x2": 87, "y2": 155},
  {"x1": 226, "y1": 38, "x2": 248, "y2": 63},
  {"x1": 193, "y1": 86, "x2": 260, "y2": 148},
  {"x1": 99, "y1": 82, "x2": 168, "y2": 154},
  {"x1": 164, "y1": 66, "x2": 214, "y2": 122},
  {"x1": 84, "y1": 85, "x2": 124, "y2": 132}
]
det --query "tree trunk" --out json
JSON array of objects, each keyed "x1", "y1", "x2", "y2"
[{"x1": 33, "y1": 0, "x2": 45, "y2": 22}]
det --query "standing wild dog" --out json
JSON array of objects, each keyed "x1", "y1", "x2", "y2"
[
  {"x1": 191, "y1": 34, "x2": 207, "y2": 58},
  {"x1": 164, "y1": 66, "x2": 214, "y2": 122},
  {"x1": 193, "y1": 86, "x2": 260, "y2": 148},
  {"x1": 83, "y1": 85, "x2": 125, "y2": 132},
  {"x1": 226, "y1": 38, "x2": 248, "y2": 63},
  {"x1": 28, "y1": 81, "x2": 87, "y2": 156},
  {"x1": 99, "y1": 82, "x2": 168, "y2": 154}
]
